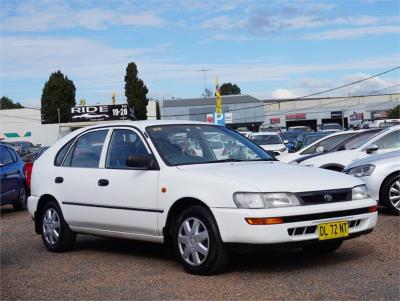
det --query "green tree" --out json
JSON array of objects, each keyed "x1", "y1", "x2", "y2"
[
  {"x1": 0, "y1": 96, "x2": 24, "y2": 109},
  {"x1": 388, "y1": 105, "x2": 399, "y2": 118},
  {"x1": 201, "y1": 87, "x2": 213, "y2": 98},
  {"x1": 220, "y1": 83, "x2": 241, "y2": 96},
  {"x1": 41, "y1": 71, "x2": 76, "y2": 123},
  {"x1": 125, "y1": 62, "x2": 149, "y2": 120}
]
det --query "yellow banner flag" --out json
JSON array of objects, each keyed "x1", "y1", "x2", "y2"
[{"x1": 215, "y1": 77, "x2": 222, "y2": 114}]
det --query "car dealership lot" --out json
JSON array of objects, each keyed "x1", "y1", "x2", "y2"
[{"x1": 1, "y1": 207, "x2": 398, "y2": 301}]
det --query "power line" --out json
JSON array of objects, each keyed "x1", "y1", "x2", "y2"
[{"x1": 162, "y1": 66, "x2": 400, "y2": 118}]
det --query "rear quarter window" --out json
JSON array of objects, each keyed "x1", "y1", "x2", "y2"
[{"x1": 54, "y1": 139, "x2": 75, "y2": 166}]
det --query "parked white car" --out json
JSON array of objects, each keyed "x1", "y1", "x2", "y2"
[
  {"x1": 279, "y1": 131, "x2": 357, "y2": 163},
  {"x1": 250, "y1": 132, "x2": 287, "y2": 156},
  {"x1": 343, "y1": 151, "x2": 400, "y2": 214},
  {"x1": 299, "y1": 125, "x2": 400, "y2": 171},
  {"x1": 28, "y1": 121, "x2": 377, "y2": 275}
]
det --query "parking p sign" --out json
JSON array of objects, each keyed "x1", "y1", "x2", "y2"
[{"x1": 214, "y1": 112, "x2": 225, "y2": 126}]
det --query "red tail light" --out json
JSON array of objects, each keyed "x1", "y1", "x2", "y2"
[
  {"x1": 25, "y1": 162, "x2": 33, "y2": 189},
  {"x1": 369, "y1": 205, "x2": 378, "y2": 213}
]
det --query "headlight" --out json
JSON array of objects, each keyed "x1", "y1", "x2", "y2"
[
  {"x1": 279, "y1": 147, "x2": 287, "y2": 152},
  {"x1": 347, "y1": 164, "x2": 375, "y2": 177},
  {"x1": 352, "y1": 185, "x2": 368, "y2": 200},
  {"x1": 233, "y1": 192, "x2": 300, "y2": 208}
]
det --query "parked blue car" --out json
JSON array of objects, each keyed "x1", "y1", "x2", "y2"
[{"x1": 0, "y1": 143, "x2": 27, "y2": 210}]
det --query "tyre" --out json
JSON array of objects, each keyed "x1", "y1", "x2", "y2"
[
  {"x1": 380, "y1": 173, "x2": 400, "y2": 215},
  {"x1": 303, "y1": 239, "x2": 343, "y2": 254},
  {"x1": 13, "y1": 185, "x2": 27, "y2": 211},
  {"x1": 40, "y1": 201, "x2": 76, "y2": 252},
  {"x1": 171, "y1": 205, "x2": 229, "y2": 275}
]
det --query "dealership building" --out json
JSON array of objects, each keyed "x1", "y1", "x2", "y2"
[
  {"x1": 161, "y1": 95, "x2": 265, "y2": 130},
  {"x1": 263, "y1": 93, "x2": 400, "y2": 130}
]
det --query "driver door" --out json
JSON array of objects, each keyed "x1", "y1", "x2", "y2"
[{"x1": 94, "y1": 127, "x2": 160, "y2": 236}]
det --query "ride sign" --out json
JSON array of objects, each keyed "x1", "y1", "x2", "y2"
[{"x1": 69, "y1": 104, "x2": 132, "y2": 122}]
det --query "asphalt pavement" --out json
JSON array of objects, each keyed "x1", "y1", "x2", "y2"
[{"x1": 1, "y1": 206, "x2": 399, "y2": 300}]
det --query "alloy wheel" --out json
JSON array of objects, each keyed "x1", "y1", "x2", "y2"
[
  {"x1": 42, "y1": 208, "x2": 61, "y2": 245},
  {"x1": 389, "y1": 179, "x2": 400, "y2": 210},
  {"x1": 177, "y1": 217, "x2": 210, "y2": 266}
]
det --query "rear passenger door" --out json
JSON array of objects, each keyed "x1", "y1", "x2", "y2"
[
  {"x1": 94, "y1": 127, "x2": 160, "y2": 237},
  {"x1": 53, "y1": 129, "x2": 109, "y2": 229}
]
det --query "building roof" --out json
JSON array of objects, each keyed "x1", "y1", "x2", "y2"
[
  {"x1": 162, "y1": 94, "x2": 262, "y2": 108},
  {"x1": 263, "y1": 93, "x2": 400, "y2": 103}
]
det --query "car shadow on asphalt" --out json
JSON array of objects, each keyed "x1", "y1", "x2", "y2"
[
  {"x1": 0, "y1": 205, "x2": 21, "y2": 216},
  {"x1": 72, "y1": 234, "x2": 369, "y2": 275}
]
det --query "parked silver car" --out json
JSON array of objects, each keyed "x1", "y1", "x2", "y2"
[{"x1": 343, "y1": 151, "x2": 400, "y2": 214}]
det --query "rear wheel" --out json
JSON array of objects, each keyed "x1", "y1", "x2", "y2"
[
  {"x1": 41, "y1": 201, "x2": 76, "y2": 252},
  {"x1": 380, "y1": 174, "x2": 400, "y2": 214},
  {"x1": 13, "y1": 185, "x2": 27, "y2": 211},
  {"x1": 172, "y1": 205, "x2": 229, "y2": 275},
  {"x1": 303, "y1": 239, "x2": 343, "y2": 254}
]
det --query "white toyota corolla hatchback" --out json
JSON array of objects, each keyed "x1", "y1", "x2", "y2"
[{"x1": 28, "y1": 121, "x2": 377, "y2": 275}]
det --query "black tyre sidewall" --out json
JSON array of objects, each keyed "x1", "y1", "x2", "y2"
[
  {"x1": 40, "y1": 201, "x2": 75, "y2": 252},
  {"x1": 172, "y1": 206, "x2": 228, "y2": 275},
  {"x1": 381, "y1": 174, "x2": 400, "y2": 215},
  {"x1": 13, "y1": 184, "x2": 27, "y2": 211}
]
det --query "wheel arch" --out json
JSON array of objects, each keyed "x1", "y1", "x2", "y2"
[
  {"x1": 163, "y1": 197, "x2": 211, "y2": 239},
  {"x1": 34, "y1": 194, "x2": 60, "y2": 234},
  {"x1": 379, "y1": 171, "x2": 400, "y2": 201},
  {"x1": 320, "y1": 163, "x2": 345, "y2": 172}
]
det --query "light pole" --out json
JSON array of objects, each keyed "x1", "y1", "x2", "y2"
[{"x1": 196, "y1": 69, "x2": 209, "y2": 94}]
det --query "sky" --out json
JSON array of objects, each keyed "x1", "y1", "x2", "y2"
[{"x1": 1, "y1": 0, "x2": 400, "y2": 107}]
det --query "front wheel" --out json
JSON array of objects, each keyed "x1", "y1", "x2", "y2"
[
  {"x1": 303, "y1": 239, "x2": 343, "y2": 254},
  {"x1": 380, "y1": 174, "x2": 400, "y2": 215},
  {"x1": 41, "y1": 201, "x2": 76, "y2": 252},
  {"x1": 172, "y1": 206, "x2": 229, "y2": 275}
]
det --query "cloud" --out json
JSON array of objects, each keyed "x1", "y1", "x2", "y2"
[
  {"x1": 0, "y1": 2, "x2": 166, "y2": 32},
  {"x1": 270, "y1": 89, "x2": 298, "y2": 99},
  {"x1": 303, "y1": 25, "x2": 400, "y2": 40}
]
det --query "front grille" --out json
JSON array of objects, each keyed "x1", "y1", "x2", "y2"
[
  {"x1": 287, "y1": 219, "x2": 361, "y2": 237},
  {"x1": 296, "y1": 189, "x2": 351, "y2": 205}
]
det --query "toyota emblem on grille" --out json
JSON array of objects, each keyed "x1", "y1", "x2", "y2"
[{"x1": 324, "y1": 194, "x2": 333, "y2": 202}]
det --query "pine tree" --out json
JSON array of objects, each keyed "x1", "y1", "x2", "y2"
[
  {"x1": 41, "y1": 71, "x2": 76, "y2": 123},
  {"x1": 0, "y1": 96, "x2": 24, "y2": 109},
  {"x1": 125, "y1": 62, "x2": 149, "y2": 120}
]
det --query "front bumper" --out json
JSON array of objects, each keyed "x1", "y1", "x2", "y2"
[{"x1": 211, "y1": 198, "x2": 377, "y2": 244}]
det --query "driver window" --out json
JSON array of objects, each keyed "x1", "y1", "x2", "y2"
[
  {"x1": 107, "y1": 129, "x2": 148, "y2": 169},
  {"x1": 372, "y1": 130, "x2": 400, "y2": 150}
]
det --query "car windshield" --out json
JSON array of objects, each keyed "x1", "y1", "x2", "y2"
[
  {"x1": 146, "y1": 124, "x2": 274, "y2": 166},
  {"x1": 251, "y1": 134, "x2": 282, "y2": 145},
  {"x1": 303, "y1": 133, "x2": 330, "y2": 146},
  {"x1": 344, "y1": 131, "x2": 382, "y2": 150},
  {"x1": 280, "y1": 132, "x2": 301, "y2": 143},
  {"x1": 300, "y1": 132, "x2": 356, "y2": 155}
]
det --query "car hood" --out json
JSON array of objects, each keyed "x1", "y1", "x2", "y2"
[
  {"x1": 299, "y1": 149, "x2": 359, "y2": 167},
  {"x1": 345, "y1": 150, "x2": 400, "y2": 169},
  {"x1": 177, "y1": 161, "x2": 361, "y2": 192}
]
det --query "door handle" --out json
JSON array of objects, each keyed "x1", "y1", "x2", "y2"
[
  {"x1": 98, "y1": 179, "x2": 109, "y2": 186},
  {"x1": 55, "y1": 177, "x2": 64, "y2": 184}
]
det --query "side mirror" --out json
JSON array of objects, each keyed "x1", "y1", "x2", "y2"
[
  {"x1": 316, "y1": 146, "x2": 324, "y2": 153},
  {"x1": 283, "y1": 139, "x2": 289, "y2": 144},
  {"x1": 127, "y1": 154, "x2": 157, "y2": 170},
  {"x1": 366, "y1": 144, "x2": 379, "y2": 154}
]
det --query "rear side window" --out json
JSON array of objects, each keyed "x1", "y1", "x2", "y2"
[
  {"x1": 54, "y1": 139, "x2": 75, "y2": 166},
  {"x1": 0, "y1": 146, "x2": 14, "y2": 165},
  {"x1": 8, "y1": 148, "x2": 18, "y2": 162},
  {"x1": 63, "y1": 130, "x2": 108, "y2": 168}
]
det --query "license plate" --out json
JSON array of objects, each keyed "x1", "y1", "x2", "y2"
[{"x1": 318, "y1": 221, "x2": 349, "y2": 241}]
